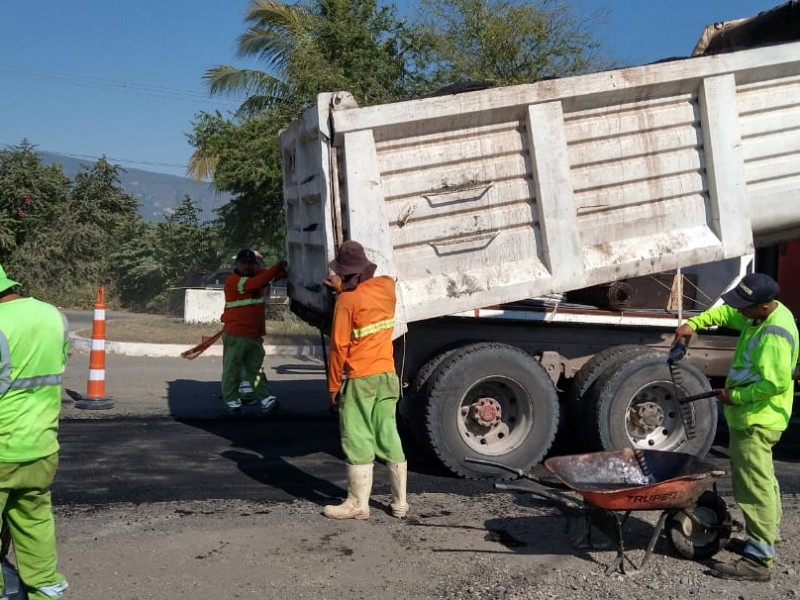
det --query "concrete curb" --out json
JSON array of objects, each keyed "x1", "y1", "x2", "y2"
[{"x1": 68, "y1": 333, "x2": 323, "y2": 358}]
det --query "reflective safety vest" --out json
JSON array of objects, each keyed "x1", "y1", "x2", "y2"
[
  {"x1": 327, "y1": 276, "x2": 397, "y2": 393},
  {"x1": 688, "y1": 302, "x2": 798, "y2": 431},
  {"x1": 0, "y1": 298, "x2": 68, "y2": 462}
]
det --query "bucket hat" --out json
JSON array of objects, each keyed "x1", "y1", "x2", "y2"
[{"x1": 328, "y1": 241, "x2": 377, "y2": 277}]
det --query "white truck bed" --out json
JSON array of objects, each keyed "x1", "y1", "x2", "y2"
[{"x1": 280, "y1": 41, "x2": 800, "y2": 332}]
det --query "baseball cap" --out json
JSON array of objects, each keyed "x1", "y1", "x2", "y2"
[
  {"x1": 721, "y1": 273, "x2": 780, "y2": 308},
  {"x1": 234, "y1": 249, "x2": 258, "y2": 264},
  {"x1": 0, "y1": 265, "x2": 20, "y2": 294}
]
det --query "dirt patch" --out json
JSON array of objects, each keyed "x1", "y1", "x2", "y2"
[
  {"x1": 76, "y1": 314, "x2": 319, "y2": 346},
  {"x1": 51, "y1": 493, "x2": 800, "y2": 600}
]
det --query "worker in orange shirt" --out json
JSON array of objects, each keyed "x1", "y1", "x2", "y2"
[
  {"x1": 322, "y1": 240, "x2": 408, "y2": 520},
  {"x1": 221, "y1": 249, "x2": 287, "y2": 416}
]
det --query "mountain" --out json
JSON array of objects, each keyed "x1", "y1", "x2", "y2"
[{"x1": 39, "y1": 151, "x2": 231, "y2": 222}]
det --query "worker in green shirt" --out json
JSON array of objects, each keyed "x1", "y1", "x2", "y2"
[
  {"x1": 672, "y1": 272, "x2": 797, "y2": 582},
  {"x1": 0, "y1": 265, "x2": 69, "y2": 599}
]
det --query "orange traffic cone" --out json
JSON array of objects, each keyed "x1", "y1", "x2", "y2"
[{"x1": 75, "y1": 287, "x2": 114, "y2": 410}]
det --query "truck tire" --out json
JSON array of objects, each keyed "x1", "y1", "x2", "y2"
[
  {"x1": 585, "y1": 351, "x2": 717, "y2": 456},
  {"x1": 423, "y1": 343, "x2": 559, "y2": 479},
  {"x1": 567, "y1": 345, "x2": 656, "y2": 436},
  {"x1": 398, "y1": 347, "x2": 462, "y2": 447}
]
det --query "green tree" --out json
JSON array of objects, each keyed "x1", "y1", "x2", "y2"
[
  {"x1": 0, "y1": 140, "x2": 70, "y2": 258},
  {"x1": 113, "y1": 196, "x2": 220, "y2": 312},
  {"x1": 44, "y1": 159, "x2": 141, "y2": 306},
  {"x1": 205, "y1": 0, "x2": 414, "y2": 115},
  {"x1": 188, "y1": 113, "x2": 285, "y2": 258},
  {"x1": 411, "y1": 0, "x2": 609, "y2": 87},
  {"x1": 189, "y1": 0, "x2": 417, "y2": 181}
]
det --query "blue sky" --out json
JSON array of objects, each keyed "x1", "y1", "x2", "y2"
[{"x1": 0, "y1": 1, "x2": 776, "y2": 178}]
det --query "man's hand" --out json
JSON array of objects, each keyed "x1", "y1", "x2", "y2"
[
  {"x1": 323, "y1": 275, "x2": 343, "y2": 293},
  {"x1": 715, "y1": 388, "x2": 732, "y2": 405},
  {"x1": 672, "y1": 324, "x2": 694, "y2": 346},
  {"x1": 329, "y1": 391, "x2": 339, "y2": 408}
]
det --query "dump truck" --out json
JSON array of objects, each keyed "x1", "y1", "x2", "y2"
[{"x1": 280, "y1": 2, "x2": 800, "y2": 478}]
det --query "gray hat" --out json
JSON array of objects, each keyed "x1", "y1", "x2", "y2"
[{"x1": 329, "y1": 241, "x2": 377, "y2": 277}]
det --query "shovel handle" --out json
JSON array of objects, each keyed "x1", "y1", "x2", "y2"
[{"x1": 678, "y1": 390, "x2": 718, "y2": 403}]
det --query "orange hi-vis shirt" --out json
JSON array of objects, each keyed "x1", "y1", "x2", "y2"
[
  {"x1": 328, "y1": 276, "x2": 397, "y2": 393},
  {"x1": 222, "y1": 263, "x2": 285, "y2": 338}
]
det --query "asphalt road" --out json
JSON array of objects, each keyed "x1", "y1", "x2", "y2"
[
  {"x1": 53, "y1": 414, "x2": 800, "y2": 508},
  {"x1": 55, "y1": 327, "x2": 800, "y2": 510},
  {"x1": 53, "y1": 418, "x2": 493, "y2": 506}
]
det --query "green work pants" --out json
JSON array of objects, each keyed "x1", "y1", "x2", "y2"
[
  {"x1": 0, "y1": 453, "x2": 67, "y2": 599},
  {"x1": 221, "y1": 333, "x2": 271, "y2": 403},
  {"x1": 729, "y1": 426, "x2": 783, "y2": 567},
  {"x1": 339, "y1": 372, "x2": 405, "y2": 465}
]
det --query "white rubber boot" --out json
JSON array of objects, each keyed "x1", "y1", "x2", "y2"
[
  {"x1": 323, "y1": 463, "x2": 372, "y2": 520},
  {"x1": 388, "y1": 461, "x2": 409, "y2": 518}
]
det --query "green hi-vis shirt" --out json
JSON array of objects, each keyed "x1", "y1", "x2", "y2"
[
  {"x1": 687, "y1": 301, "x2": 798, "y2": 431},
  {"x1": 0, "y1": 298, "x2": 69, "y2": 462}
]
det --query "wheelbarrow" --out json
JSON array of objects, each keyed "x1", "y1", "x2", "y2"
[{"x1": 466, "y1": 448, "x2": 733, "y2": 575}]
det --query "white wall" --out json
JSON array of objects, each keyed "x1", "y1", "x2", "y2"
[{"x1": 184, "y1": 289, "x2": 224, "y2": 324}]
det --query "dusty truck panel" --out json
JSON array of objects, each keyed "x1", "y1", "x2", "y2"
[
  {"x1": 282, "y1": 41, "x2": 800, "y2": 332},
  {"x1": 280, "y1": 26, "x2": 800, "y2": 480}
]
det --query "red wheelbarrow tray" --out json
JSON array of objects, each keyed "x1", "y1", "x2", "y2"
[{"x1": 543, "y1": 448, "x2": 726, "y2": 512}]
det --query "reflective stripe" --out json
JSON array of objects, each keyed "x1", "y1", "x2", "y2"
[
  {"x1": 88, "y1": 369, "x2": 105, "y2": 381},
  {"x1": 37, "y1": 579, "x2": 69, "y2": 598},
  {"x1": 761, "y1": 325, "x2": 797, "y2": 355},
  {"x1": 744, "y1": 539, "x2": 774, "y2": 561},
  {"x1": 91, "y1": 338, "x2": 105, "y2": 351},
  {"x1": 1, "y1": 322, "x2": 65, "y2": 394},
  {"x1": 728, "y1": 323, "x2": 798, "y2": 386},
  {"x1": 351, "y1": 318, "x2": 395, "y2": 339},
  {"x1": 225, "y1": 297, "x2": 265, "y2": 308},
  {"x1": 237, "y1": 277, "x2": 249, "y2": 294},
  {"x1": 0, "y1": 331, "x2": 11, "y2": 394},
  {"x1": 9, "y1": 374, "x2": 62, "y2": 389},
  {"x1": 93, "y1": 308, "x2": 105, "y2": 320}
]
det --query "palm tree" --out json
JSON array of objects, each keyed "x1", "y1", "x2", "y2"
[{"x1": 188, "y1": 0, "x2": 410, "y2": 180}]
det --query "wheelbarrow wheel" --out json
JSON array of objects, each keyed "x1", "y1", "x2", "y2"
[{"x1": 666, "y1": 490, "x2": 731, "y2": 560}]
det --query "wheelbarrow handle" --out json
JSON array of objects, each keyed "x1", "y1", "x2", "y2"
[
  {"x1": 493, "y1": 482, "x2": 583, "y2": 510},
  {"x1": 463, "y1": 456, "x2": 536, "y2": 480}
]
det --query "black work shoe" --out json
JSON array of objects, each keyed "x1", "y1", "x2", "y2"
[{"x1": 710, "y1": 554, "x2": 770, "y2": 582}]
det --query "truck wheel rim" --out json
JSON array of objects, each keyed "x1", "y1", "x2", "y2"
[
  {"x1": 457, "y1": 376, "x2": 533, "y2": 456},
  {"x1": 624, "y1": 380, "x2": 687, "y2": 450}
]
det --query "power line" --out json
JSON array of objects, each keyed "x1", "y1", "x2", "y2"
[
  {"x1": 1, "y1": 141, "x2": 193, "y2": 174},
  {"x1": 0, "y1": 62, "x2": 246, "y2": 108},
  {"x1": 49, "y1": 150, "x2": 189, "y2": 170}
]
